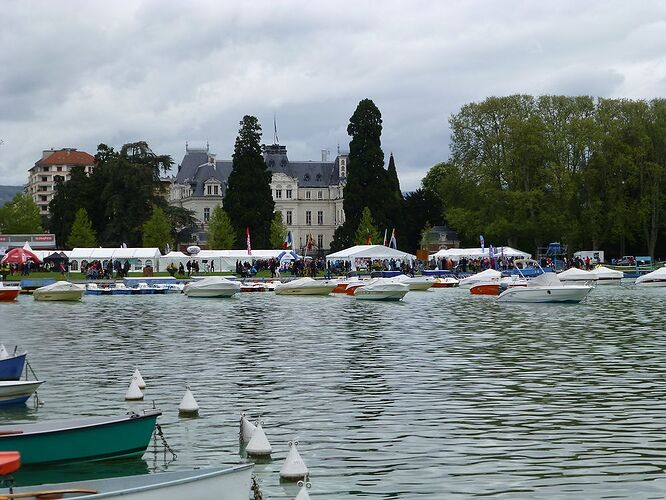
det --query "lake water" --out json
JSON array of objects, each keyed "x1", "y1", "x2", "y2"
[{"x1": 2, "y1": 284, "x2": 666, "y2": 498}]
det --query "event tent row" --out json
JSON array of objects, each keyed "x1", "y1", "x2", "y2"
[
  {"x1": 326, "y1": 245, "x2": 416, "y2": 271},
  {"x1": 430, "y1": 247, "x2": 531, "y2": 260},
  {"x1": 161, "y1": 249, "x2": 300, "y2": 272}
]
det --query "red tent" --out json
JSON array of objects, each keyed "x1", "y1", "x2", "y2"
[{"x1": 1, "y1": 247, "x2": 42, "y2": 264}]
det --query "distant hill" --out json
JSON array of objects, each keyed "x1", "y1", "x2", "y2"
[{"x1": 0, "y1": 185, "x2": 23, "y2": 206}]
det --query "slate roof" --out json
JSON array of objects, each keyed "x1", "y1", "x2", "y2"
[{"x1": 174, "y1": 144, "x2": 343, "y2": 196}]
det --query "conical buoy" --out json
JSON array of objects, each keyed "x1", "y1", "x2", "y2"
[
  {"x1": 125, "y1": 378, "x2": 144, "y2": 400},
  {"x1": 294, "y1": 478, "x2": 312, "y2": 500},
  {"x1": 280, "y1": 440, "x2": 309, "y2": 480},
  {"x1": 0, "y1": 345, "x2": 9, "y2": 360},
  {"x1": 132, "y1": 368, "x2": 146, "y2": 389},
  {"x1": 178, "y1": 385, "x2": 199, "y2": 416},
  {"x1": 240, "y1": 413, "x2": 257, "y2": 445},
  {"x1": 245, "y1": 421, "x2": 272, "y2": 456}
]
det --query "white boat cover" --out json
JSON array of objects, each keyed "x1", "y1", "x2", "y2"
[
  {"x1": 558, "y1": 268, "x2": 598, "y2": 281},
  {"x1": 459, "y1": 269, "x2": 501, "y2": 287},
  {"x1": 36, "y1": 281, "x2": 85, "y2": 292},
  {"x1": 590, "y1": 266, "x2": 624, "y2": 279},
  {"x1": 635, "y1": 267, "x2": 666, "y2": 284},
  {"x1": 528, "y1": 272, "x2": 562, "y2": 287}
]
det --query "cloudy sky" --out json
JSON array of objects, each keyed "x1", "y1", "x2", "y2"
[{"x1": 1, "y1": 1, "x2": 665, "y2": 190}]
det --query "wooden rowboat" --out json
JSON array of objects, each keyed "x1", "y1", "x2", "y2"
[{"x1": 0, "y1": 410, "x2": 161, "y2": 465}]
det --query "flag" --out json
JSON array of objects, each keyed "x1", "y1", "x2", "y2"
[
  {"x1": 165, "y1": 243, "x2": 171, "y2": 254},
  {"x1": 283, "y1": 230, "x2": 293, "y2": 250},
  {"x1": 246, "y1": 227, "x2": 251, "y2": 255},
  {"x1": 489, "y1": 244, "x2": 494, "y2": 258},
  {"x1": 389, "y1": 228, "x2": 397, "y2": 249},
  {"x1": 366, "y1": 232, "x2": 372, "y2": 245},
  {"x1": 480, "y1": 235, "x2": 485, "y2": 254},
  {"x1": 383, "y1": 229, "x2": 388, "y2": 246}
]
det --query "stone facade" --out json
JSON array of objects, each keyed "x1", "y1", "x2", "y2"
[{"x1": 168, "y1": 143, "x2": 347, "y2": 253}]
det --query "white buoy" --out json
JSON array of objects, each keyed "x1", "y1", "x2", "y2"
[
  {"x1": 245, "y1": 421, "x2": 272, "y2": 456},
  {"x1": 0, "y1": 345, "x2": 9, "y2": 360},
  {"x1": 240, "y1": 413, "x2": 257, "y2": 445},
  {"x1": 125, "y1": 378, "x2": 144, "y2": 400},
  {"x1": 280, "y1": 440, "x2": 309, "y2": 480},
  {"x1": 178, "y1": 385, "x2": 199, "y2": 416},
  {"x1": 132, "y1": 368, "x2": 146, "y2": 389},
  {"x1": 294, "y1": 478, "x2": 312, "y2": 500}
]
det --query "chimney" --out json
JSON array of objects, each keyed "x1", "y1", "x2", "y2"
[
  {"x1": 42, "y1": 149, "x2": 56, "y2": 160},
  {"x1": 321, "y1": 149, "x2": 329, "y2": 162}
]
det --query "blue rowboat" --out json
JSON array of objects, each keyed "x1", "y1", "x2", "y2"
[{"x1": 0, "y1": 353, "x2": 27, "y2": 381}]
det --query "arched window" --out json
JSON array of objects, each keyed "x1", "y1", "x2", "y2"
[
  {"x1": 70, "y1": 261, "x2": 79, "y2": 271},
  {"x1": 135, "y1": 259, "x2": 142, "y2": 271},
  {"x1": 145, "y1": 259, "x2": 153, "y2": 268}
]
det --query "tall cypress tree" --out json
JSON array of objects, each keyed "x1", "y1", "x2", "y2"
[{"x1": 224, "y1": 116, "x2": 275, "y2": 249}]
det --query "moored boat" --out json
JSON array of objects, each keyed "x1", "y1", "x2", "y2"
[
  {"x1": 184, "y1": 276, "x2": 240, "y2": 298},
  {"x1": 469, "y1": 281, "x2": 500, "y2": 295},
  {"x1": 498, "y1": 269, "x2": 592, "y2": 303},
  {"x1": 558, "y1": 267, "x2": 599, "y2": 285},
  {"x1": 1, "y1": 461, "x2": 254, "y2": 500},
  {"x1": 33, "y1": 281, "x2": 85, "y2": 302},
  {"x1": 432, "y1": 277, "x2": 459, "y2": 288},
  {"x1": 0, "y1": 352, "x2": 27, "y2": 381},
  {"x1": 274, "y1": 277, "x2": 336, "y2": 295},
  {"x1": 458, "y1": 269, "x2": 501, "y2": 289},
  {"x1": 0, "y1": 410, "x2": 161, "y2": 465},
  {"x1": 390, "y1": 274, "x2": 435, "y2": 291},
  {"x1": 590, "y1": 265, "x2": 624, "y2": 285},
  {"x1": 0, "y1": 380, "x2": 43, "y2": 406},
  {"x1": 353, "y1": 279, "x2": 409, "y2": 301},
  {"x1": 0, "y1": 283, "x2": 21, "y2": 302},
  {"x1": 635, "y1": 267, "x2": 666, "y2": 287}
]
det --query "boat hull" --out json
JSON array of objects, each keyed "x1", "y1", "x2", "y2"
[
  {"x1": 594, "y1": 277, "x2": 622, "y2": 285},
  {"x1": 498, "y1": 286, "x2": 591, "y2": 303},
  {"x1": 635, "y1": 280, "x2": 666, "y2": 287},
  {"x1": 0, "y1": 289, "x2": 20, "y2": 301},
  {"x1": 185, "y1": 288, "x2": 239, "y2": 298},
  {"x1": 0, "y1": 353, "x2": 27, "y2": 381},
  {"x1": 7, "y1": 465, "x2": 254, "y2": 500},
  {"x1": 354, "y1": 290, "x2": 408, "y2": 301},
  {"x1": 33, "y1": 290, "x2": 84, "y2": 301},
  {"x1": 0, "y1": 380, "x2": 42, "y2": 405},
  {"x1": 469, "y1": 283, "x2": 500, "y2": 295},
  {"x1": 0, "y1": 410, "x2": 161, "y2": 465}
]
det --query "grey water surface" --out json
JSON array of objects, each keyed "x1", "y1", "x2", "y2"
[{"x1": 2, "y1": 284, "x2": 666, "y2": 498}]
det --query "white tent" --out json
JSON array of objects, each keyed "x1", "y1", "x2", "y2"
[
  {"x1": 159, "y1": 249, "x2": 303, "y2": 272},
  {"x1": 430, "y1": 246, "x2": 531, "y2": 260},
  {"x1": 326, "y1": 245, "x2": 416, "y2": 271},
  {"x1": 69, "y1": 247, "x2": 162, "y2": 272}
]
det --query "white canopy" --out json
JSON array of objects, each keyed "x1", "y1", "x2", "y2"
[
  {"x1": 69, "y1": 247, "x2": 161, "y2": 271},
  {"x1": 558, "y1": 267, "x2": 598, "y2": 281},
  {"x1": 430, "y1": 246, "x2": 531, "y2": 260},
  {"x1": 326, "y1": 245, "x2": 416, "y2": 271},
  {"x1": 159, "y1": 249, "x2": 302, "y2": 272}
]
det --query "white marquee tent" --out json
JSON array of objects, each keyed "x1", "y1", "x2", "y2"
[
  {"x1": 159, "y1": 249, "x2": 302, "y2": 272},
  {"x1": 430, "y1": 246, "x2": 531, "y2": 261},
  {"x1": 326, "y1": 245, "x2": 416, "y2": 271},
  {"x1": 68, "y1": 247, "x2": 162, "y2": 272}
]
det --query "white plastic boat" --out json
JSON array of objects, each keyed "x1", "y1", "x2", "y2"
[
  {"x1": 274, "y1": 277, "x2": 336, "y2": 295},
  {"x1": 3, "y1": 464, "x2": 254, "y2": 499},
  {"x1": 353, "y1": 278, "x2": 409, "y2": 301},
  {"x1": 635, "y1": 267, "x2": 666, "y2": 287},
  {"x1": 390, "y1": 274, "x2": 435, "y2": 291},
  {"x1": 184, "y1": 277, "x2": 240, "y2": 298},
  {"x1": 458, "y1": 269, "x2": 501, "y2": 289},
  {"x1": 498, "y1": 270, "x2": 592, "y2": 303},
  {"x1": 590, "y1": 266, "x2": 624, "y2": 285},
  {"x1": 432, "y1": 277, "x2": 459, "y2": 288},
  {"x1": 0, "y1": 380, "x2": 44, "y2": 405},
  {"x1": 33, "y1": 281, "x2": 85, "y2": 301},
  {"x1": 557, "y1": 267, "x2": 599, "y2": 285}
]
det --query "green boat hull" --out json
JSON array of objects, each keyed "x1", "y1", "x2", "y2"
[{"x1": 0, "y1": 411, "x2": 160, "y2": 465}]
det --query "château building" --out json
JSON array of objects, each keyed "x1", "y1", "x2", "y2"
[
  {"x1": 26, "y1": 148, "x2": 95, "y2": 214},
  {"x1": 168, "y1": 143, "x2": 347, "y2": 253}
]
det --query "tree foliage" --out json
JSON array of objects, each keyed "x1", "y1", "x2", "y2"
[
  {"x1": 67, "y1": 208, "x2": 97, "y2": 248},
  {"x1": 207, "y1": 205, "x2": 236, "y2": 249},
  {"x1": 224, "y1": 116, "x2": 275, "y2": 249},
  {"x1": 354, "y1": 207, "x2": 381, "y2": 245},
  {"x1": 269, "y1": 211, "x2": 287, "y2": 249},
  {"x1": 142, "y1": 206, "x2": 172, "y2": 251},
  {"x1": 0, "y1": 193, "x2": 42, "y2": 234},
  {"x1": 422, "y1": 95, "x2": 666, "y2": 259}
]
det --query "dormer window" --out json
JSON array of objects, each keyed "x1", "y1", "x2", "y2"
[
  {"x1": 339, "y1": 158, "x2": 347, "y2": 177},
  {"x1": 304, "y1": 174, "x2": 310, "y2": 182},
  {"x1": 268, "y1": 159, "x2": 275, "y2": 168},
  {"x1": 316, "y1": 174, "x2": 322, "y2": 182}
]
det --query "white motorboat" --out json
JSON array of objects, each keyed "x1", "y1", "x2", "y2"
[
  {"x1": 3, "y1": 464, "x2": 254, "y2": 499},
  {"x1": 635, "y1": 267, "x2": 666, "y2": 287},
  {"x1": 557, "y1": 267, "x2": 599, "y2": 285},
  {"x1": 33, "y1": 281, "x2": 85, "y2": 301},
  {"x1": 353, "y1": 278, "x2": 409, "y2": 301},
  {"x1": 432, "y1": 277, "x2": 459, "y2": 288},
  {"x1": 590, "y1": 265, "x2": 624, "y2": 285},
  {"x1": 498, "y1": 270, "x2": 592, "y2": 303},
  {"x1": 274, "y1": 277, "x2": 336, "y2": 295},
  {"x1": 184, "y1": 276, "x2": 240, "y2": 298},
  {"x1": 458, "y1": 269, "x2": 501, "y2": 289},
  {"x1": 390, "y1": 274, "x2": 435, "y2": 291},
  {"x1": 0, "y1": 380, "x2": 44, "y2": 405}
]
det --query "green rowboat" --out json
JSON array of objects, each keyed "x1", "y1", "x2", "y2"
[{"x1": 0, "y1": 409, "x2": 161, "y2": 465}]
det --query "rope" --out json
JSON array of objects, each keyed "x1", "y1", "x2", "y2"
[{"x1": 154, "y1": 423, "x2": 177, "y2": 460}]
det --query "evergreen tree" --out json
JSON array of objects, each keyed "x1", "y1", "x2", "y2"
[
  {"x1": 269, "y1": 212, "x2": 287, "y2": 249},
  {"x1": 354, "y1": 207, "x2": 381, "y2": 245},
  {"x1": 224, "y1": 116, "x2": 275, "y2": 249},
  {"x1": 207, "y1": 205, "x2": 236, "y2": 249},
  {"x1": 0, "y1": 193, "x2": 42, "y2": 234},
  {"x1": 49, "y1": 166, "x2": 92, "y2": 246},
  {"x1": 142, "y1": 206, "x2": 172, "y2": 252},
  {"x1": 67, "y1": 208, "x2": 97, "y2": 248}
]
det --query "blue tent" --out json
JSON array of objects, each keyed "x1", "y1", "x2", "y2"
[{"x1": 277, "y1": 250, "x2": 301, "y2": 261}]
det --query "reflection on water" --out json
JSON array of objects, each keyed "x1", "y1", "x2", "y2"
[{"x1": 1, "y1": 285, "x2": 666, "y2": 497}]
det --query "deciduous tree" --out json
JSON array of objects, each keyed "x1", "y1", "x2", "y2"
[
  {"x1": 207, "y1": 205, "x2": 235, "y2": 249},
  {"x1": 67, "y1": 208, "x2": 97, "y2": 248}
]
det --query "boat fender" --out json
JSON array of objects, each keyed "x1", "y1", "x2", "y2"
[{"x1": 280, "y1": 440, "x2": 309, "y2": 480}]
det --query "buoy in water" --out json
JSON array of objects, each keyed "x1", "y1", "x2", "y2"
[
  {"x1": 0, "y1": 345, "x2": 9, "y2": 360},
  {"x1": 294, "y1": 478, "x2": 312, "y2": 500},
  {"x1": 240, "y1": 413, "x2": 257, "y2": 445},
  {"x1": 280, "y1": 440, "x2": 309, "y2": 480},
  {"x1": 245, "y1": 421, "x2": 272, "y2": 456},
  {"x1": 132, "y1": 368, "x2": 146, "y2": 389},
  {"x1": 178, "y1": 385, "x2": 199, "y2": 416},
  {"x1": 125, "y1": 378, "x2": 144, "y2": 400}
]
